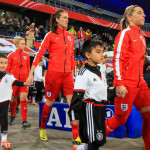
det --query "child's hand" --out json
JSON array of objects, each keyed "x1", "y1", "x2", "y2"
[
  {"x1": 24, "y1": 82, "x2": 31, "y2": 86},
  {"x1": 71, "y1": 120, "x2": 79, "y2": 126}
]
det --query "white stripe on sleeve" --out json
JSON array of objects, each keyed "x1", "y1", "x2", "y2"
[{"x1": 115, "y1": 27, "x2": 130, "y2": 80}]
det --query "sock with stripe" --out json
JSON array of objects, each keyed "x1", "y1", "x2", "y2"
[
  {"x1": 40, "y1": 103, "x2": 51, "y2": 129},
  {"x1": 105, "y1": 115, "x2": 128, "y2": 136},
  {"x1": 20, "y1": 100, "x2": 27, "y2": 121},
  {"x1": 10, "y1": 101, "x2": 16, "y2": 117}
]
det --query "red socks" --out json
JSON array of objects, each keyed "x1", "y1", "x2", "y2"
[
  {"x1": 105, "y1": 115, "x2": 128, "y2": 136},
  {"x1": 141, "y1": 112, "x2": 150, "y2": 150},
  {"x1": 40, "y1": 103, "x2": 51, "y2": 129},
  {"x1": 71, "y1": 124, "x2": 79, "y2": 140},
  {"x1": 10, "y1": 101, "x2": 16, "y2": 117},
  {"x1": 20, "y1": 100, "x2": 27, "y2": 121}
]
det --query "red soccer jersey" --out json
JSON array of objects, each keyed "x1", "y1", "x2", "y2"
[
  {"x1": 113, "y1": 25, "x2": 146, "y2": 87},
  {"x1": 33, "y1": 27, "x2": 74, "y2": 73},
  {"x1": 6, "y1": 49, "x2": 30, "y2": 82}
]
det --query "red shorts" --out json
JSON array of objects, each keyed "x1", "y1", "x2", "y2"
[
  {"x1": 115, "y1": 82, "x2": 150, "y2": 116},
  {"x1": 12, "y1": 86, "x2": 29, "y2": 96},
  {"x1": 45, "y1": 71, "x2": 74, "y2": 100}
]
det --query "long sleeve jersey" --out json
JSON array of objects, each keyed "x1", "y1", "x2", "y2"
[
  {"x1": 32, "y1": 27, "x2": 74, "y2": 73},
  {"x1": 0, "y1": 71, "x2": 24, "y2": 102},
  {"x1": 6, "y1": 49, "x2": 30, "y2": 82},
  {"x1": 68, "y1": 63, "x2": 107, "y2": 121},
  {"x1": 113, "y1": 25, "x2": 146, "y2": 87}
]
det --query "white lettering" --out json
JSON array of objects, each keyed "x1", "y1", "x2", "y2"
[
  {"x1": 47, "y1": 107, "x2": 62, "y2": 127},
  {"x1": 64, "y1": 108, "x2": 71, "y2": 128}
]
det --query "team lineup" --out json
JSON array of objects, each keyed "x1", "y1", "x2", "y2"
[{"x1": 0, "y1": 4, "x2": 150, "y2": 150}]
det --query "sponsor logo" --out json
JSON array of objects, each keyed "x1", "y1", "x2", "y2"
[
  {"x1": 133, "y1": 40, "x2": 137, "y2": 42},
  {"x1": 96, "y1": 132, "x2": 103, "y2": 141},
  {"x1": 47, "y1": 92, "x2": 51, "y2": 97},
  {"x1": 121, "y1": 104, "x2": 128, "y2": 111},
  {"x1": 68, "y1": 36, "x2": 71, "y2": 41}
]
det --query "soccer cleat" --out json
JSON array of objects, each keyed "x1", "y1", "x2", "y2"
[
  {"x1": 1, "y1": 140, "x2": 11, "y2": 149},
  {"x1": 72, "y1": 137, "x2": 84, "y2": 145},
  {"x1": 22, "y1": 121, "x2": 31, "y2": 129},
  {"x1": 10, "y1": 116, "x2": 15, "y2": 125},
  {"x1": 72, "y1": 145, "x2": 78, "y2": 150},
  {"x1": 27, "y1": 99, "x2": 32, "y2": 103},
  {"x1": 39, "y1": 129, "x2": 48, "y2": 141},
  {"x1": 32, "y1": 102, "x2": 37, "y2": 105},
  {"x1": 16, "y1": 107, "x2": 19, "y2": 114}
]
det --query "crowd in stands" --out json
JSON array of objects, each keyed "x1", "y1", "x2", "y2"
[
  {"x1": 0, "y1": 14, "x2": 115, "y2": 58},
  {"x1": 69, "y1": 26, "x2": 114, "y2": 59},
  {"x1": 0, "y1": 16, "x2": 48, "y2": 41}
]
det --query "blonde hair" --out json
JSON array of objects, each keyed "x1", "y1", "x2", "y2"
[
  {"x1": 14, "y1": 36, "x2": 25, "y2": 45},
  {"x1": 120, "y1": 5, "x2": 139, "y2": 30}
]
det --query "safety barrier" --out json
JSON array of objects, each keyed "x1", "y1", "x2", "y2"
[{"x1": 39, "y1": 102, "x2": 143, "y2": 138}]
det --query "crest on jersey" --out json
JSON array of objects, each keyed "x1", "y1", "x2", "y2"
[
  {"x1": 47, "y1": 92, "x2": 51, "y2": 97},
  {"x1": 4, "y1": 78, "x2": 8, "y2": 84},
  {"x1": 24, "y1": 56, "x2": 26, "y2": 60},
  {"x1": 96, "y1": 132, "x2": 103, "y2": 141},
  {"x1": 68, "y1": 36, "x2": 71, "y2": 41},
  {"x1": 121, "y1": 104, "x2": 128, "y2": 111}
]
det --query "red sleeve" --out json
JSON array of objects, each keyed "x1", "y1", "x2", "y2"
[
  {"x1": 71, "y1": 35, "x2": 75, "y2": 70},
  {"x1": 5, "y1": 53, "x2": 12, "y2": 73},
  {"x1": 27, "y1": 54, "x2": 30, "y2": 76},
  {"x1": 113, "y1": 29, "x2": 129, "y2": 87},
  {"x1": 32, "y1": 32, "x2": 51, "y2": 67}
]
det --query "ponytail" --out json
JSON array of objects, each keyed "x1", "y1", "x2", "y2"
[
  {"x1": 50, "y1": 9, "x2": 66, "y2": 34},
  {"x1": 120, "y1": 18, "x2": 128, "y2": 30},
  {"x1": 121, "y1": 5, "x2": 139, "y2": 30}
]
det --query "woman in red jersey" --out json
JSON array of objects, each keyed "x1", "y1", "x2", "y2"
[
  {"x1": 6, "y1": 36, "x2": 31, "y2": 129},
  {"x1": 27, "y1": 10, "x2": 79, "y2": 143},
  {"x1": 105, "y1": 5, "x2": 150, "y2": 150}
]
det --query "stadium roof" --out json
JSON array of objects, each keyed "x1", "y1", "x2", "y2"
[{"x1": 74, "y1": 0, "x2": 150, "y2": 23}]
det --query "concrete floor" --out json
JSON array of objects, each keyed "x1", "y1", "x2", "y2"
[{"x1": 7, "y1": 102, "x2": 145, "y2": 150}]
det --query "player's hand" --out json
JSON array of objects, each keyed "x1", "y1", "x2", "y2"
[
  {"x1": 116, "y1": 85, "x2": 128, "y2": 98},
  {"x1": 26, "y1": 73, "x2": 34, "y2": 85},
  {"x1": 24, "y1": 82, "x2": 31, "y2": 86},
  {"x1": 71, "y1": 120, "x2": 79, "y2": 126}
]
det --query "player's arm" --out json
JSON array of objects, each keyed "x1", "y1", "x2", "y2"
[
  {"x1": 113, "y1": 31, "x2": 129, "y2": 98},
  {"x1": 27, "y1": 33, "x2": 51, "y2": 84},
  {"x1": 71, "y1": 35, "x2": 75, "y2": 75},
  {"x1": 12, "y1": 80, "x2": 31, "y2": 86}
]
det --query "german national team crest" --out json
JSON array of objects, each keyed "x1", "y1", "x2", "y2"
[
  {"x1": 24, "y1": 56, "x2": 26, "y2": 60},
  {"x1": 121, "y1": 104, "x2": 128, "y2": 111},
  {"x1": 68, "y1": 36, "x2": 71, "y2": 41},
  {"x1": 47, "y1": 92, "x2": 51, "y2": 97},
  {"x1": 96, "y1": 131, "x2": 103, "y2": 141},
  {"x1": 4, "y1": 78, "x2": 8, "y2": 84}
]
